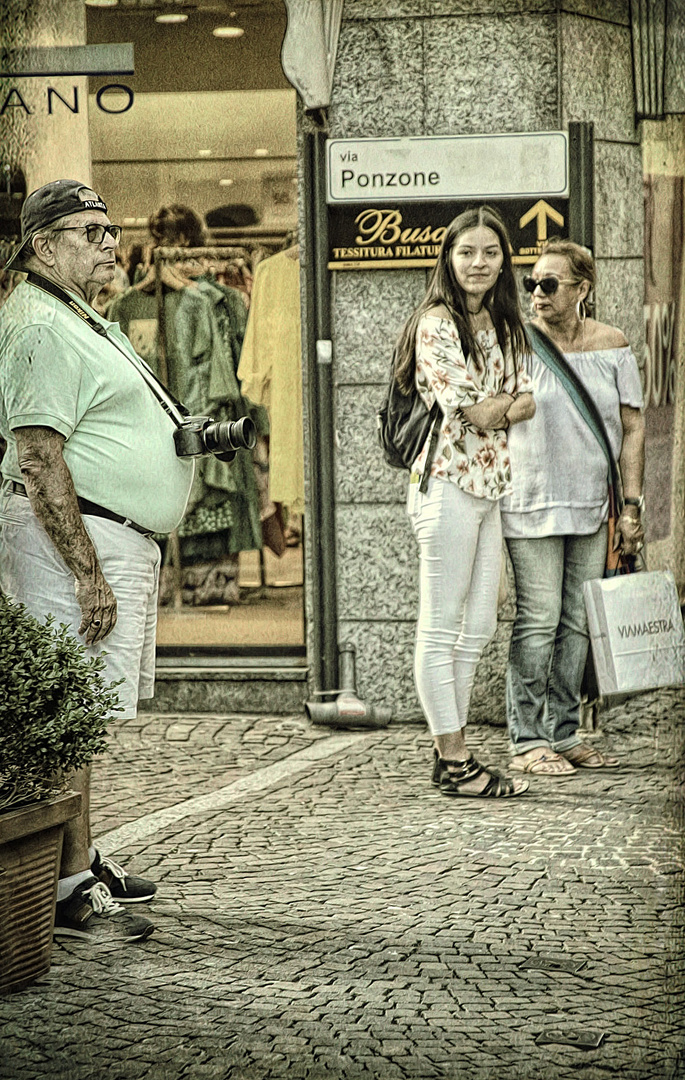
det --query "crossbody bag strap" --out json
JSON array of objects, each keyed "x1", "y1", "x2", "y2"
[
  {"x1": 26, "y1": 272, "x2": 190, "y2": 428},
  {"x1": 527, "y1": 323, "x2": 621, "y2": 500},
  {"x1": 418, "y1": 402, "x2": 441, "y2": 494}
]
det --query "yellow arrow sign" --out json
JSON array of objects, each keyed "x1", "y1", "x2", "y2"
[{"x1": 519, "y1": 199, "x2": 565, "y2": 243}]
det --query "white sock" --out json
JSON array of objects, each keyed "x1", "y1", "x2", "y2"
[
  {"x1": 57, "y1": 868, "x2": 94, "y2": 903},
  {"x1": 88, "y1": 846, "x2": 97, "y2": 865}
]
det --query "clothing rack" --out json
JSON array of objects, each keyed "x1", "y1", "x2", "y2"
[
  {"x1": 152, "y1": 246, "x2": 252, "y2": 383},
  {"x1": 208, "y1": 226, "x2": 294, "y2": 250},
  {"x1": 151, "y1": 244, "x2": 272, "y2": 605}
]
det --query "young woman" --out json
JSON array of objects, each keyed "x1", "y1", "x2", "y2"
[
  {"x1": 396, "y1": 205, "x2": 535, "y2": 797},
  {"x1": 501, "y1": 239, "x2": 645, "y2": 775}
]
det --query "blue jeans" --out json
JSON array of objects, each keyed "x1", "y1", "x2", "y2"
[{"x1": 505, "y1": 528, "x2": 607, "y2": 754}]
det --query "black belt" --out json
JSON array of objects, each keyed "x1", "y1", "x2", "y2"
[{"x1": 6, "y1": 480, "x2": 154, "y2": 537}]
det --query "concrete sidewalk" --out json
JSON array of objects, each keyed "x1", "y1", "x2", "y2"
[{"x1": 1, "y1": 689, "x2": 684, "y2": 1080}]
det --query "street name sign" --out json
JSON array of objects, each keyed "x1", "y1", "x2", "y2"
[
  {"x1": 326, "y1": 131, "x2": 570, "y2": 270},
  {"x1": 327, "y1": 132, "x2": 569, "y2": 204}
]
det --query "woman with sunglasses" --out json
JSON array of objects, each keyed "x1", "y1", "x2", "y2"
[
  {"x1": 501, "y1": 239, "x2": 645, "y2": 775},
  {"x1": 397, "y1": 205, "x2": 535, "y2": 797}
]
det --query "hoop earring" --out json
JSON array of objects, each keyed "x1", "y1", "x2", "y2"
[{"x1": 576, "y1": 298, "x2": 586, "y2": 323}]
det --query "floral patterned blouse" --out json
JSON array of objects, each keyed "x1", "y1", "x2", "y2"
[{"x1": 413, "y1": 315, "x2": 533, "y2": 501}]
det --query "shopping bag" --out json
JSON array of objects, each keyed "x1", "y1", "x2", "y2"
[{"x1": 583, "y1": 570, "x2": 685, "y2": 696}]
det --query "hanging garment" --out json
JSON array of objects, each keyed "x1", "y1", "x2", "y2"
[
  {"x1": 237, "y1": 249, "x2": 304, "y2": 513},
  {"x1": 108, "y1": 282, "x2": 263, "y2": 560}
]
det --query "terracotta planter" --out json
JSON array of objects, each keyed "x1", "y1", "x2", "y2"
[{"x1": 0, "y1": 792, "x2": 81, "y2": 994}]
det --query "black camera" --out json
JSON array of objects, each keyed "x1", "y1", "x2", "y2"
[{"x1": 173, "y1": 415, "x2": 257, "y2": 463}]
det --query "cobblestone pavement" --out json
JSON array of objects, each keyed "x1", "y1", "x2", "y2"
[{"x1": 2, "y1": 689, "x2": 684, "y2": 1080}]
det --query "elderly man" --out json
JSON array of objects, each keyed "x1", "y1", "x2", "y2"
[{"x1": 0, "y1": 180, "x2": 194, "y2": 944}]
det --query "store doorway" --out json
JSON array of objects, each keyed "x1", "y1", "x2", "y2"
[{"x1": 86, "y1": 0, "x2": 305, "y2": 657}]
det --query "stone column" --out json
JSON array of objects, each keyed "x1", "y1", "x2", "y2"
[
  {"x1": 0, "y1": 0, "x2": 92, "y2": 197},
  {"x1": 302, "y1": 0, "x2": 646, "y2": 720},
  {"x1": 642, "y1": 116, "x2": 685, "y2": 597},
  {"x1": 559, "y1": 3, "x2": 643, "y2": 353}
]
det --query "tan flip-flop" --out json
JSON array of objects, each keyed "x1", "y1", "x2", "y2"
[
  {"x1": 561, "y1": 744, "x2": 620, "y2": 769},
  {"x1": 510, "y1": 751, "x2": 576, "y2": 777}
]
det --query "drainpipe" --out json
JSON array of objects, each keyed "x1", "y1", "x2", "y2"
[
  {"x1": 302, "y1": 125, "x2": 392, "y2": 730},
  {"x1": 305, "y1": 643, "x2": 392, "y2": 729},
  {"x1": 303, "y1": 120, "x2": 338, "y2": 694}
]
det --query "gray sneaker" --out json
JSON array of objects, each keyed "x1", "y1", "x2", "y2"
[{"x1": 54, "y1": 876, "x2": 154, "y2": 943}]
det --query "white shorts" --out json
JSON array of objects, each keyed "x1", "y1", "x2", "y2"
[{"x1": 0, "y1": 487, "x2": 161, "y2": 719}]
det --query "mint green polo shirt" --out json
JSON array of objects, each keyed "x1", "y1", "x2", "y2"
[{"x1": 0, "y1": 279, "x2": 194, "y2": 534}]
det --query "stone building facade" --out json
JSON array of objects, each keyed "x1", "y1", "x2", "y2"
[
  {"x1": 299, "y1": 0, "x2": 681, "y2": 722},
  {"x1": 1, "y1": 0, "x2": 683, "y2": 719}
]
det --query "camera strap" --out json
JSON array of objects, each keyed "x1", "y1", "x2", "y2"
[{"x1": 26, "y1": 271, "x2": 189, "y2": 428}]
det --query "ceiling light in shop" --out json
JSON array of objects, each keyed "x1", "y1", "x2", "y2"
[
  {"x1": 85, "y1": 0, "x2": 118, "y2": 6},
  {"x1": 198, "y1": 149, "x2": 212, "y2": 157},
  {"x1": 254, "y1": 148, "x2": 269, "y2": 157},
  {"x1": 213, "y1": 26, "x2": 244, "y2": 38},
  {"x1": 219, "y1": 179, "x2": 234, "y2": 186},
  {"x1": 156, "y1": 13, "x2": 188, "y2": 23}
]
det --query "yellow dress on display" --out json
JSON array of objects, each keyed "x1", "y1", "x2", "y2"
[{"x1": 238, "y1": 249, "x2": 304, "y2": 513}]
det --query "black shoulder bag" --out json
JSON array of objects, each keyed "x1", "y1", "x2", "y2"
[{"x1": 377, "y1": 344, "x2": 442, "y2": 494}]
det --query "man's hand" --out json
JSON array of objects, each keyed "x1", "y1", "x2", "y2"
[
  {"x1": 75, "y1": 575, "x2": 118, "y2": 645},
  {"x1": 613, "y1": 508, "x2": 644, "y2": 557},
  {"x1": 15, "y1": 425, "x2": 118, "y2": 642}
]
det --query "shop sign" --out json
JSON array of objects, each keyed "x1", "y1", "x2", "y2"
[
  {"x1": 326, "y1": 132, "x2": 569, "y2": 204},
  {"x1": 326, "y1": 132, "x2": 569, "y2": 270},
  {"x1": 0, "y1": 84, "x2": 134, "y2": 117},
  {"x1": 0, "y1": 44, "x2": 135, "y2": 120},
  {"x1": 0, "y1": 44, "x2": 135, "y2": 78},
  {"x1": 328, "y1": 197, "x2": 569, "y2": 270}
]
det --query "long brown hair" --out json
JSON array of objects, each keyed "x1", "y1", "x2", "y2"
[{"x1": 394, "y1": 205, "x2": 528, "y2": 394}]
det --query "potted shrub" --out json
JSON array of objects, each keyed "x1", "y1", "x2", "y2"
[{"x1": 0, "y1": 591, "x2": 119, "y2": 993}]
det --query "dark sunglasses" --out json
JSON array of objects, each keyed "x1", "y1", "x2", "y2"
[
  {"x1": 522, "y1": 274, "x2": 579, "y2": 295},
  {"x1": 52, "y1": 223, "x2": 122, "y2": 244}
]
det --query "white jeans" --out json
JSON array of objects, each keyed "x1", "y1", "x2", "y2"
[
  {"x1": 0, "y1": 487, "x2": 161, "y2": 719},
  {"x1": 408, "y1": 476, "x2": 502, "y2": 736}
]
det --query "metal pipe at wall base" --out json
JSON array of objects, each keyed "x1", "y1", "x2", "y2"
[
  {"x1": 302, "y1": 128, "x2": 388, "y2": 727},
  {"x1": 302, "y1": 127, "x2": 325, "y2": 692},
  {"x1": 305, "y1": 643, "x2": 392, "y2": 730},
  {"x1": 312, "y1": 127, "x2": 339, "y2": 693},
  {"x1": 305, "y1": 700, "x2": 392, "y2": 729}
]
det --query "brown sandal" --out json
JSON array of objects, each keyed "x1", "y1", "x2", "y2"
[
  {"x1": 510, "y1": 750, "x2": 575, "y2": 777},
  {"x1": 561, "y1": 744, "x2": 619, "y2": 769}
]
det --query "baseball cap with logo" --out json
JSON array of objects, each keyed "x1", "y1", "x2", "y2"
[{"x1": 4, "y1": 179, "x2": 108, "y2": 272}]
